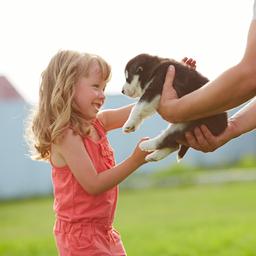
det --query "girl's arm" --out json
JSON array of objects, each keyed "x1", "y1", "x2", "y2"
[
  {"x1": 54, "y1": 129, "x2": 149, "y2": 195},
  {"x1": 178, "y1": 98, "x2": 256, "y2": 152},
  {"x1": 97, "y1": 103, "x2": 134, "y2": 131},
  {"x1": 158, "y1": 20, "x2": 256, "y2": 123}
]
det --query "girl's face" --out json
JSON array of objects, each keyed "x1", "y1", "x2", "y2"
[{"x1": 74, "y1": 60, "x2": 106, "y2": 121}]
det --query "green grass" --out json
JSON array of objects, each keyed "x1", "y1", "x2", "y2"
[
  {"x1": 117, "y1": 183, "x2": 256, "y2": 256},
  {"x1": 0, "y1": 198, "x2": 55, "y2": 256},
  {"x1": 1, "y1": 183, "x2": 256, "y2": 255}
]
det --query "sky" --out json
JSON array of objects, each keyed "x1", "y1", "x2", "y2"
[{"x1": 0, "y1": 0, "x2": 253, "y2": 103}]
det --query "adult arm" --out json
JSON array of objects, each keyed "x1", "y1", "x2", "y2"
[
  {"x1": 158, "y1": 20, "x2": 256, "y2": 123},
  {"x1": 179, "y1": 97, "x2": 256, "y2": 152}
]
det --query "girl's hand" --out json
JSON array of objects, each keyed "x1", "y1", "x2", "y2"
[
  {"x1": 177, "y1": 121, "x2": 236, "y2": 153},
  {"x1": 131, "y1": 137, "x2": 151, "y2": 165}
]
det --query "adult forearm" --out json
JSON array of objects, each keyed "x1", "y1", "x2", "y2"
[
  {"x1": 161, "y1": 20, "x2": 256, "y2": 123},
  {"x1": 171, "y1": 62, "x2": 256, "y2": 122},
  {"x1": 229, "y1": 97, "x2": 256, "y2": 138}
]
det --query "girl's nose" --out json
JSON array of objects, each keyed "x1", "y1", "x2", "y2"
[{"x1": 98, "y1": 90, "x2": 105, "y2": 100}]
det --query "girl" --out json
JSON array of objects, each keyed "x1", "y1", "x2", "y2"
[{"x1": 26, "y1": 50, "x2": 149, "y2": 255}]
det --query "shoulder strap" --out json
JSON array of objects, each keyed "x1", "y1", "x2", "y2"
[{"x1": 93, "y1": 118, "x2": 106, "y2": 136}]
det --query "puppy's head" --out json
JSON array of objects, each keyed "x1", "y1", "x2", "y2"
[{"x1": 122, "y1": 54, "x2": 160, "y2": 98}]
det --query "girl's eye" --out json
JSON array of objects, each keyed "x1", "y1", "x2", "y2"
[{"x1": 92, "y1": 84, "x2": 106, "y2": 92}]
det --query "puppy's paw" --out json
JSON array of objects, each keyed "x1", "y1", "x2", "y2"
[
  {"x1": 145, "y1": 148, "x2": 176, "y2": 162},
  {"x1": 122, "y1": 120, "x2": 138, "y2": 133},
  {"x1": 139, "y1": 139, "x2": 157, "y2": 152},
  {"x1": 123, "y1": 125, "x2": 135, "y2": 133},
  {"x1": 145, "y1": 150, "x2": 164, "y2": 162}
]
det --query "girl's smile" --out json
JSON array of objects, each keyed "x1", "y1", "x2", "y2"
[{"x1": 74, "y1": 60, "x2": 106, "y2": 120}]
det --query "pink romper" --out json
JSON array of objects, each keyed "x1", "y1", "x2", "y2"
[{"x1": 51, "y1": 119, "x2": 127, "y2": 256}]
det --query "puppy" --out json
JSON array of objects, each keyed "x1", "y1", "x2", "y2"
[{"x1": 122, "y1": 53, "x2": 227, "y2": 162}]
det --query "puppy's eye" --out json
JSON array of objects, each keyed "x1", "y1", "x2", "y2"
[{"x1": 136, "y1": 66, "x2": 143, "y2": 73}]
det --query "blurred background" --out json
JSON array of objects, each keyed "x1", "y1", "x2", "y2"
[{"x1": 1, "y1": 0, "x2": 256, "y2": 255}]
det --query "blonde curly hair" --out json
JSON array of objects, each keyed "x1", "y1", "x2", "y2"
[{"x1": 26, "y1": 50, "x2": 111, "y2": 161}]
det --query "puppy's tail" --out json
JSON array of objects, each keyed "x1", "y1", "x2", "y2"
[{"x1": 177, "y1": 145, "x2": 189, "y2": 162}]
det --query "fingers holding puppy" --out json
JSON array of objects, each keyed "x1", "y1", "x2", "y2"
[
  {"x1": 182, "y1": 57, "x2": 197, "y2": 69},
  {"x1": 177, "y1": 125, "x2": 220, "y2": 153}
]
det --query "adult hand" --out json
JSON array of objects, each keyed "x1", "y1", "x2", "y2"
[
  {"x1": 158, "y1": 57, "x2": 197, "y2": 122},
  {"x1": 158, "y1": 65, "x2": 177, "y2": 121},
  {"x1": 182, "y1": 57, "x2": 197, "y2": 69},
  {"x1": 177, "y1": 121, "x2": 236, "y2": 153}
]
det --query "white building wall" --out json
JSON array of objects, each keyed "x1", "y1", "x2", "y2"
[
  {"x1": 0, "y1": 102, "x2": 51, "y2": 199},
  {"x1": 0, "y1": 96, "x2": 255, "y2": 199}
]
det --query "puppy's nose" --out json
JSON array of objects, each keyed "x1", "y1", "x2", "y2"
[{"x1": 122, "y1": 89, "x2": 125, "y2": 94}]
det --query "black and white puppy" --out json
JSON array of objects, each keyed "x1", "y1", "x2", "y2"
[{"x1": 122, "y1": 53, "x2": 227, "y2": 162}]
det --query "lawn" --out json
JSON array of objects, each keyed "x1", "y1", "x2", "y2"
[{"x1": 1, "y1": 182, "x2": 256, "y2": 256}]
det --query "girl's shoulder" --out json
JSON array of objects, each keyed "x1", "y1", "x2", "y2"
[
  {"x1": 57, "y1": 128, "x2": 83, "y2": 147},
  {"x1": 51, "y1": 128, "x2": 83, "y2": 167}
]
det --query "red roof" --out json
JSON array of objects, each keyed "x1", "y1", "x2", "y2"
[{"x1": 0, "y1": 76, "x2": 24, "y2": 101}]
